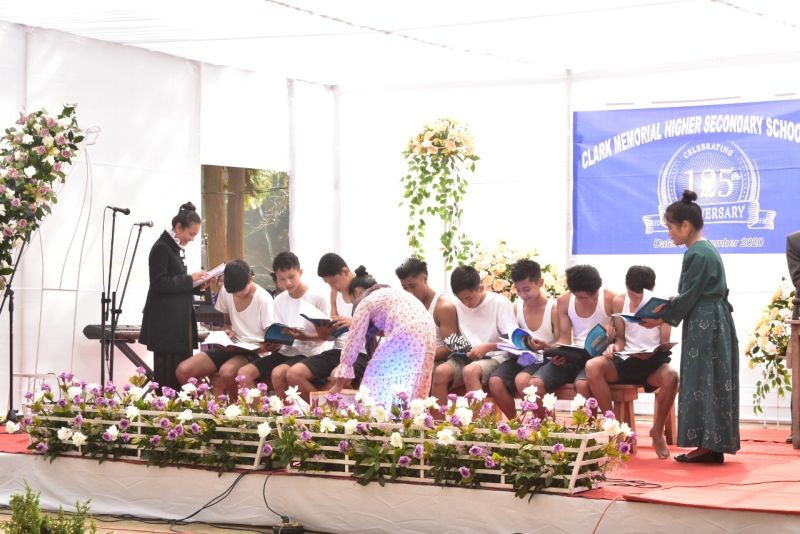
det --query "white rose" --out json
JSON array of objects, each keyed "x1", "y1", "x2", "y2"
[
  {"x1": 71, "y1": 431, "x2": 88, "y2": 446},
  {"x1": 343, "y1": 418, "x2": 358, "y2": 435},
  {"x1": 372, "y1": 405, "x2": 388, "y2": 423},
  {"x1": 409, "y1": 398, "x2": 426, "y2": 416},
  {"x1": 319, "y1": 417, "x2": 336, "y2": 433},
  {"x1": 763, "y1": 341, "x2": 778, "y2": 355},
  {"x1": 390, "y1": 432, "x2": 404, "y2": 448},
  {"x1": 177, "y1": 409, "x2": 193, "y2": 422},
  {"x1": 5, "y1": 421, "x2": 20, "y2": 434},
  {"x1": 570, "y1": 393, "x2": 587, "y2": 412},
  {"x1": 454, "y1": 406, "x2": 473, "y2": 426},
  {"x1": 469, "y1": 389, "x2": 488, "y2": 402},
  {"x1": 257, "y1": 421, "x2": 272, "y2": 439},
  {"x1": 57, "y1": 117, "x2": 71, "y2": 128},
  {"x1": 181, "y1": 383, "x2": 197, "y2": 394},
  {"x1": 13, "y1": 238, "x2": 23, "y2": 249},
  {"x1": 33, "y1": 390, "x2": 46, "y2": 403},
  {"x1": 246, "y1": 388, "x2": 261, "y2": 402},
  {"x1": 602, "y1": 418, "x2": 621, "y2": 437},
  {"x1": 0, "y1": 205, "x2": 5, "y2": 217},
  {"x1": 269, "y1": 395, "x2": 283, "y2": 413},
  {"x1": 21, "y1": 134, "x2": 33, "y2": 144},
  {"x1": 455, "y1": 396, "x2": 468, "y2": 408},
  {"x1": 106, "y1": 425, "x2": 119, "y2": 441},
  {"x1": 354, "y1": 385, "x2": 371, "y2": 403},
  {"x1": 413, "y1": 413, "x2": 428, "y2": 427},
  {"x1": 436, "y1": 428, "x2": 457, "y2": 446},
  {"x1": 224, "y1": 404, "x2": 241, "y2": 420},
  {"x1": 424, "y1": 396, "x2": 439, "y2": 409},
  {"x1": 23, "y1": 166, "x2": 36, "y2": 178},
  {"x1": 57, "y1": 427, "x2": 73, "y2": 441},
  {"x1": 542, "y1": 393, "x2": 558, "y2": 412},
  {"x1": 177, "y1": 391, "x2": 191, "y2": 403},
  {"x1": 125, "y1": 405, "x2": 140, "y2": 420},
  {"x1": 128, "y1": 386, "x2": 146, "y2": 401},
  {"x1": 67, "y1": 386, "x2": 83, "y2": 399},
  {"x1": 522, "y1": 385, "x2": 538, "y2": 402},
  {"x1": 619, "y1": 422, "x2": 633, "y2": 438},
  {"x1": 42, "y1": 136, "x2": 54, "y2": 148}
]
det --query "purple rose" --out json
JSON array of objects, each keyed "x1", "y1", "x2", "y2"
[
  {"x1": 161, "y1": 387, "x2": 176, "y2": 399},
  {"x1": 187, "y1": 376, "x2": 198, "y2": 385},
  {"x1": 262, "y1": 443, "x2": 273, "y2": 456},
  {"x1": 604, "y1": 410, "x2": 616, "y2": 420},
  {"x1": 35, "y1": 442, "x2": 48, "y2": 453},
  {"x1": 219, "y1": 394, "x2": 229, "y2": 404},
  {"x1": 516, "y1": 427, "x2": 531, "y2": 440},
  {"x1": 118, "y1": 419, "x2": 130, "y2": 430},
  {"x1": 58, "y1": 372, "x2": 74, "y2": 382},
  {"x1": 24, "y1": 392, "x2": 33, "y2": 400},
  {"x1": 107, "y1": 399, "x2": 118, "y2": 408},
  {"x1": 148, "y1": 382, "x2": 160, "y2": 391},
  {"x1": 56, "y1": 399, "x2": 67, "y2": 408},
  {"x1": 401, "y1": 409, "x2": 412, "y2": 421},
  {"x1": 166, "y1": 429, "x2": 178, "y2": 441},
  {"x1": 94, "y1": 397, "x2": 107, "y2": 407},
  {"x1": 586, "y1": 397, "x2": 598, "y2": 410},
  {"x1": 395, "y1": 391, "x2": 409, "y2": 402},
  {"x1": 530, "y1": 418, "x2": 542, "y2": 431},
  {"x1": 159, "y1": 417, "x2": 171, "y2": 429},
  {"x1": 257, "y1": 382, "x2": 268, "y2": 392},
  {"x1": 449, "y1": 414, "x2": 461, "y2": 427},
  {"x1": 484, "y1": 456, "x2": 497, "y2": 469},
  {"x1": 551, "y1": 443, "x2": 565, "y2": 453},
  {"x1": 149, "y1": 435, "x2": 161, "y2": 447},
  {"x1": 190, "y1": 423, "x2": 201, "y2": 435},
  {"x1": 135, "y1": 366, "x2": 146, "y2": 375},
  {"x1": 520, "y1": 400, "x2": 538, "y2": 412},
  {"x1": 102, "y1": 431, "x2": 113, "y2": 442},
  {"x1": 356, "y1": 423, "x2": 369, "y2": 434},
  {"x1": 469, "y1": 445, "x2": 484, "y2": 457},
  {"x1": 424, "y1": 415, "x2": 435, "y2": 429},
  {"x1": 478, "y1": 402, "x2": 494, "y2": 418},
  {"x1": 300, "y1": 430, "x2": 312, "y2": 442},
  {"x1": 458, "y1": 466, "x2": 471, "y2": 479},
  {"x1": 175, "y1": 424, "x2": 184, "y2": 436},
  {"x1": 338, "y1": 440, "x2": 351, "y2": 453},
  {"x1": 311, "y1": 407, "x2": 323, "y2": 418},
  {"x1": 121, "y1": 433, "x2": 131, "y2": 443},
  {"x1": 151, "y1": 398, "x2": 166, "y2": 410},
  {"x1": 74, "y1": 415, "x2": 84, "y2": 425},
  {"x1": 412, "y1": 444, "x2": 424, "y2": 459},
  {"x1": 235, "y1": 375, "x2": 246, "y2": 384},
  {"x1": 397, "y1": 455, "x2": 411, "y2": 467},
  {"x1": 618, "y1": 442, "x2": 631, "y2": 455},
  {"x1": 447, "y1": 393, "x2": 457, "y2": 402},
  {"x1": 496, "y1": 422, "x2": 511, "y2": 435},
  {"x1": 122, "y1": 384, "x2": 131, "y2": 392},
  {"x1": 197, "y1": 383, "x2": 210, "y2": 394}
]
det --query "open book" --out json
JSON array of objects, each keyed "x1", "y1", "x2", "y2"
[
  {"x1": 614, "y1": 341, "x2": 677, "y2": 360},
  {"x1": 543, "y1": 323, "x2": 610, "y2": 365},
  {"x1": 193, "y1": 262, "x2": 226, "y2": 288},
  {"x1": 497, "y1": 328, "x2": 544, "y2": 365},
  {"x1": 613, "y1": 296, "x2": 669, "y2": 324},
  {"x1": 203, "y1": 330, "x2": 261, "y2": 352},
  {"x1": 263, "y1": 323, "x2": 297, "y2": 346},
  {"x1": 300, "y1": 313, "x2": 349, "y2": 339}
]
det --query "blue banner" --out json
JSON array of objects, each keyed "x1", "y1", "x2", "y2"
[{"x1": 572, "y1": 99, "x2": 800, "y2": 254}]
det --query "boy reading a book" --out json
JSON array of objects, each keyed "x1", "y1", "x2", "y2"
[
  {"x1": 284, "y1": 253, "x2": 371, "y2": 401},
  {"x1": 488, "y1": 259, "x2": 559, "y2": 419},
  {"x1": 580, "y1": 265, "x2": 678, "y2": 459},
  {"x1": 430, "y1": 265, "x2": 517, "y2": 405},
  {"x1": 176, "y1": 260, "x2": 274, "y2": 398},
  {"x1": 526, "y1": 265, "x2": 614, "y2": 411},
  {"x1": 238, "y1": 252, "x2": 330, "y2": 396},
  {"x1": 395, "y1": 257, "x2": 459, "y2": 363}
]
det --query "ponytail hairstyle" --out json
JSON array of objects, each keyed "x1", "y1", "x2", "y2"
[
  {"x1": 171, "y1": 201, "x2": 201, "y2": 230},
  {"x1": 664, "y1": 189, "x2": 704, "y2": 230},
  {"x1": 348, "y1": 266, "x2": 377, "y2": 297}
]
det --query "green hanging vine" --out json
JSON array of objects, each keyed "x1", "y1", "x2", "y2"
[{"x1": 400, "y1": 118, "x2": 478, "y2": 268}]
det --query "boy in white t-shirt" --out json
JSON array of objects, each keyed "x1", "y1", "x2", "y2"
[
  {"x1": 430, "y1": 265, "x2": 517, "y2": 405},
  {"x1": 238, "y1": 252, "x2": 330, "y2": 397},
  {"x1": 176, "y1": 260, "x2": 274, "y2": 397}
]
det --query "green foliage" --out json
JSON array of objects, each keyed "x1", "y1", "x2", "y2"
[
  {"x1": 400, "y1": 118, "x2": 478, "y2": 268},
  {"x1": 1, "y1": 483, "x2": 96, "y2": 534}
]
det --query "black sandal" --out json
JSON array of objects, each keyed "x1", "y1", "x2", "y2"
[{"x1": 674, "y1": 451, "x2": 724, "y2": 464}]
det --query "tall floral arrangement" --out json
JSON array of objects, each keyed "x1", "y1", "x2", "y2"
[
  {"x1": 0, "y1": 105, "x2": 82, "y2": 289},
  {"x1": 471, "y1": 240, "x2": 566, "y2": 301},
  {"x1": 401, "y1": 118, "x2": 478, "y2": 269},
  {"x1": 745, "y1": 279, "x2": 794, "y2": 416}
]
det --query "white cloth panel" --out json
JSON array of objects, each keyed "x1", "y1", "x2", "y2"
[
  {"x1": 200, "y1": 65, "x2": 288, "y2": 170},
  {"x1": 0, "y1": 26, "x2": 201, "y2": 411}
]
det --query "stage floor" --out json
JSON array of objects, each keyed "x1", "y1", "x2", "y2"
[{"x1": 1, "y1": 420, "x2": 800, "y2": 533}]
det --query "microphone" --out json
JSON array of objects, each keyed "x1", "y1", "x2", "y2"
[
  {"x1": 134, "y1": 221, "x2": 153, "y2": 227},
  {"x1": 106, "y1": 206, "x2": 131, "y2": 215}
]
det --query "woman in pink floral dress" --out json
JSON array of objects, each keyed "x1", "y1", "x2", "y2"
[{"x1": 331, "y1": 278, "x2": 436, "y2": 407}]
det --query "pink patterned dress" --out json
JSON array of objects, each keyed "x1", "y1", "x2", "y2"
[{"x1": 332, "y1": 287, "x2": 436, "y2": 407}]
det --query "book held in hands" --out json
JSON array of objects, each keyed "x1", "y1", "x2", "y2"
[
  {"x1": 613, "y1": 296, "x2": 669, "y2": 324},
  {"x1": 203, "y1": 330, "x2": 261, "y2": 352},
  {"x1": 497, "y1": 327, "x2": 544, "y2": 365},
  {"x1": 543, "y1": 323, "x2": 610, "y2": 365},
  {"x1": 614, "y1": 341, "x2": 677, "y2": 360},
  {"x1": 263, "y1": 323, "x2": 296, "y2": 346},
  {"x1": 300, "y1": 313, "x2": 349, "y2": 339},
  {"x1": 193, "y1": 262, "x2": 225, "y2": 288}
]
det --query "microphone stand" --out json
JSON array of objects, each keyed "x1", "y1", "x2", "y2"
[
  {"x1": 112, "y1": 224, "x2": 147, "y2": 382},
  {"x1": 100, "y1": 210, "x2": 120, "y2": 386},
  {"x1": 2, "y1": 237, "x2": 27, "y2": 423}
]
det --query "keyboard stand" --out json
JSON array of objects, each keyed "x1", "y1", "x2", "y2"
[{"x1": 108, "y1": 341, "x2": 154, "y2": 385}]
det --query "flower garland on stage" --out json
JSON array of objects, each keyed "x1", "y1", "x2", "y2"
[
  {"x1": 9, "y1": 371, "x2": 632, "y2": 499},
  {"x1": 744, "y1": 279, "x2": 795, "y2": 416},
  {"x1": 0, "y1": 105, "x2": 82, "y2": 290}
]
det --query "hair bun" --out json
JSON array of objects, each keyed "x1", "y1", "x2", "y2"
[
  {"x1": 354, "y1": 265, "x2": 369, "y2": 277},
  {"x1": 180, "y1": 201, "x2": 197, "y2": 212},
  {"x1": 681, "y1": 190, "x2": 698, "y2": 203}
]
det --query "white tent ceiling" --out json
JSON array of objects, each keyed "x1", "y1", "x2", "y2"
[{"x1": 1, "y1": 0, "x2": 800, "y2": 86}]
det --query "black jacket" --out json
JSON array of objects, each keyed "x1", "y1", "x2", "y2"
[{"x1": 139, "y1": 231, "x2": 199, "y2": 354}]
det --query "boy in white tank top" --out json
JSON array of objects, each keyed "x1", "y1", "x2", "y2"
[
  {"x1": 488, "y1": 259, "x2": 559, "y2": 419},
  {"x1": 523, "y1": 265, "x2": 615, "y2": 416},
  {"x1": 395, "y1": 257, "x2": 459, "y2": 363},
  {"x1": 581, "y1": 265, "x2": 679, "y2": 459}
]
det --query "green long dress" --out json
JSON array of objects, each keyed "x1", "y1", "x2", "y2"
[{"x1": 661, "y1": 240, "x2": 740, "y2": 454}]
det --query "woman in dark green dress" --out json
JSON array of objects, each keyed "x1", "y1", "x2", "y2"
[{"x1": 643, "y1": 190, "x2": 740, "y2": 463}]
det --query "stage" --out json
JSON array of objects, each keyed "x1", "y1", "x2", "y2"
[{"x1": 1, "y1": 422, "x2": 799, "y2": 533}]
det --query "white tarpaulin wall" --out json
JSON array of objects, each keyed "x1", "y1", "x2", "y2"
[{"x1": 0, "y1": 4, "x2": 799, "y2": 420}]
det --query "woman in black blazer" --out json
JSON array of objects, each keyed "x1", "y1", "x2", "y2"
[{"x1": 139, "y1": 202, "x2": 207, "y2": 391}]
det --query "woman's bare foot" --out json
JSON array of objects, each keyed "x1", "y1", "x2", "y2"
[{"x1": 650, "y1": 428, "x2": 670, "y2": 459}]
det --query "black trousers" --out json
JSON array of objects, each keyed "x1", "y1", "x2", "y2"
[{"x1": 153, "y1": 351, "x2": 190, "y2": 392}]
